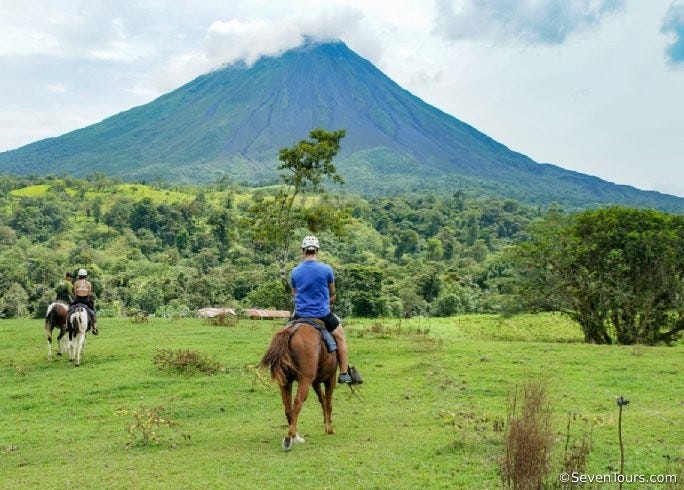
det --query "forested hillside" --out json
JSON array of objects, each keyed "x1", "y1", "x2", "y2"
[
  {"x1": 3, "y1": 173, "x2": 683, "y2": 345},
  {"x1": 0, "y1": 173, "x2": 540, "y2": 320}
]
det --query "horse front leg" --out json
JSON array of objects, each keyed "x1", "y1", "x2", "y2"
[{"x1": 324, "y1": 379, "x2": 335, "y2": 435}]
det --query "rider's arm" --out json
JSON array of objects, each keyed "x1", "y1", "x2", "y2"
[{"x1": 328, "y1": 282, "x2": 336, "y2": 305}]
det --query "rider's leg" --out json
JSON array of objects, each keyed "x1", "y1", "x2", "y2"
[{"x1": 331, "y1": 325, "x2": 349, "y2": 376}]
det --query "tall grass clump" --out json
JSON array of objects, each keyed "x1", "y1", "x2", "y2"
[
  {"x1": 152, "y1": 348, "x2": 224, "y2": 375},
  {"x1": 559, "y1": 412, "x2": 595, "y2": 484},
  {"x1": 501, "y1": 379, "x2": 554, "y2": 489}
]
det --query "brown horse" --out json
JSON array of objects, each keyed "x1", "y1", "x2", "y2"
[
  {"x1": 45, "y1": 301, "x2": 69, "y2": 360},
  {"x1": 259, "y1": 322, "x2": 338, "y2": 451}
]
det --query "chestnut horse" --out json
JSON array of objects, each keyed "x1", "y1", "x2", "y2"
[
  {"x1": 45, "y1": 301, "x2": 69, "y2": 360},
  {"x1": 259, "y1": 322, "x2": 338, "y2": 451}
]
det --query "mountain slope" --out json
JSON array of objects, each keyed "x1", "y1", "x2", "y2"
[{"x1": 0, "y1": 41, "x2": 682, "y2": 212}]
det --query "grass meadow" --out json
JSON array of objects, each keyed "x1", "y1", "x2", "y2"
[{"x1": 1, "y1": 314, "x2": 681, "y2": 489}]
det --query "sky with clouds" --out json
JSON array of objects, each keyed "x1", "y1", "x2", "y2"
[{"x1": 1, "y1": 0, "x2": 683, "y2": 197}]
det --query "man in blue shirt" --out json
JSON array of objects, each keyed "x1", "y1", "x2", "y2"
[{"x1": 290, "y1": 235, "x2": 352, "y2": 384}]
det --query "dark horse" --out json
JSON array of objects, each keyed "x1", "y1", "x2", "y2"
[
  {"x1": 45, "y1": 301, "x2": 69, "y2": 360},
  {"x1": 259, "y1": 322, "x2": 338, "y2": 451}
]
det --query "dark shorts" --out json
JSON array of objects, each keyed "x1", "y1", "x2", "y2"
[{"x1": 294, "y1": 312, "x2": 340, "y2": 332}]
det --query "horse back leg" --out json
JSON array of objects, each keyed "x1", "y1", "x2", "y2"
[
  {"x1": 45, "y1": 321, "x2": 53, "y2": 360},
  {"x1": 314, "y1": 382, "x2": 335, "y2": 435},
  {"x1": 287, "y1": 377, "x2": 313, "y2": 444},
  {"x1": 74, "y1": 331, "x2": 86, "y2": 366},
  {"x1": 279, "y1": 382, "x2": 294, "y2": 426},
  {"x1": 56, "y1": 327, "x2": 67, "y2": 355}
]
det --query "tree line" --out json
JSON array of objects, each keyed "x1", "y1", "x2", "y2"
[{"x1": 0, "y1": 131, "x2": 682, "y2": 345}]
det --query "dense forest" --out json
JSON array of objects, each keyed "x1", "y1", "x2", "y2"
[
  {"x1": 0, "y1": 172, "x2": 537, "y2": 317},
  {"x1": 1, "y1": 173, "x2": 682, "y2": 344}
]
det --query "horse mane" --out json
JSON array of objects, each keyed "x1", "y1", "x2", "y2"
[{"x1": 259, "y1": 329, "x2": 299, "y2": 386}]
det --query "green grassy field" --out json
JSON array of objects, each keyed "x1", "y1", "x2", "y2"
[{"x1": 1, "y1": 314, "x2": 681, "y2": 489}]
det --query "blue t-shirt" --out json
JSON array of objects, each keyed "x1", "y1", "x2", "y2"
[{"x1": 290, "y1": 260, "x2": 334, "y2": 318}]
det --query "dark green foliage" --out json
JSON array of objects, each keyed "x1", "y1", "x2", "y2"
[
  {"x1": 337, "y1": 265, "x2": 386, "y2": 317},
  {"x1": 244, "y1": 279, "x2": 291, "y2": 310},
  {"x1": 10, "y1": 198, "x2": 69, "y2": 243},
  {"x1": 2, "y1": 173, "x2": 682, "y2": 343},
  {"x1": 512, "y1": 207, "x2": 684, "y2": 344}
]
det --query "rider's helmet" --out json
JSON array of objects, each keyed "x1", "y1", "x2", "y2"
[
  {"x1": 301, "y1": 235, "x2": 320, "y2": 251},
  {"x1": 77, "y1": 268, "x2": 88, "y2": 277}
]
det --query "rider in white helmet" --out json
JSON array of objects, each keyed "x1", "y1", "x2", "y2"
[
  {"x1": 72, "y1": 268, "x2": 98, "y2": 334},
  {"x1": 289, "y1": 235, "x2": 353, "y2": 384}
]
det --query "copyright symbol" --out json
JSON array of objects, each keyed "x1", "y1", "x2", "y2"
[{"x1": 559, "y1": 472, "x2": 570, "y2": 483}]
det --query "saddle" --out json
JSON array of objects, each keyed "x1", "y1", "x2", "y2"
[{"x1": 285, "y1": 318, "x2": 337, "y2": 353}]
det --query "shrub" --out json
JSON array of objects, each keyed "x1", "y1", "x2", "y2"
[
  {"x1": 560, "y1": 412, "x2": 594, "y2": 482},
  {"x1": 203, "y1": 313, "x2": 238, "y2": 327},
  {"x1": 501, "y1": 379, "x2": 554, "y2": 489},
  {"x1": 116, "y1": 405, "x2": 187, "y2": 448},
  {"x1": 152, "y1": 348, "x2": 224, "y2": 376}
]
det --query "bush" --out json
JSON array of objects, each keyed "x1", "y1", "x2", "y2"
[
  {"x1": 501, "y1": 380, "x2": 554, "y2": 489},
  {"x1": 243, "y1": 279, "x2": 291, "y2": 310},
  {"x1": 152, "y1": 349, "x2": 224, "y2": 376},
  {"x1": 155, "y1": 301, "x2": 193, "y2": 319},
  {"x1": 203, "y1": 313, "x2": 238, "y2": 327}
]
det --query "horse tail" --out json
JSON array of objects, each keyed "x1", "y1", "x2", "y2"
[
  {"x1": 259, "y1": 329, "x2": 298, "y2": 386},
  {"x1": 45, "y1": 305, "x2": 56, "y2": 329}
]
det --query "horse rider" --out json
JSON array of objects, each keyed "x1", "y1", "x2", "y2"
[
  {"x1": 55, "y1": 271, "x2": 74, "y2": 303},
  {"x1": 290, "y1": 235, "x2": 353, "y2": 384},
  {"x1": 72, "y1": 268, "x2": 98, "y2": 334}
]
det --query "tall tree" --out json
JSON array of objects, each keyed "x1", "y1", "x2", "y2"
[
  {"x1": 512, "y1": 207, "x2": 684, "y2": 345},
  {"x1": 248, "y1": 128, "x2": 346, "y2": 286}
]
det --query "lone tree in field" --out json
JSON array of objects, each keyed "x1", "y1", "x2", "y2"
[
  {"x1": 512, "y1": 206, "x2": 684, "y2": 345},
  {"x1": 248, "y1": 128, "x2": 347, "y2": 287}
]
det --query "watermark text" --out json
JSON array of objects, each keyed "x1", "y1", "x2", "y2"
[{"x1": 559, "y1": 472, "x2": 677, "y2": 485}]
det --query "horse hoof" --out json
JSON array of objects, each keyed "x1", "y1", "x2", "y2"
[
  {"x1": 282, "y1": 437, "x2": 293, "y2": 451},
  {"x1": 294, "y1": 433, "x2": 305, "y2": 444}
]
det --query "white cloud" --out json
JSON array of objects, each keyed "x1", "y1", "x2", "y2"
[
  {"x1": 661, "y1": 1, "x2": 684, "y2": 64},
  {"x1": 434, "y1": 0, "x2": 624, "y2": 44},
  {"x1": 0, "y1": 0, "x2": 682, "y2": 197},
  {"x1": 204, "y1": 19, "x2": 303, "y2": 66}
]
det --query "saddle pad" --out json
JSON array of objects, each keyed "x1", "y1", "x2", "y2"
[{"x1": 286, "y1": 319, "x2": 337, "y2": 353}]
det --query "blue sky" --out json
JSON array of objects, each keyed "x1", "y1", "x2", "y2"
[{"x1": 1, "y1": 0, "x2": 682, "y2": 196}]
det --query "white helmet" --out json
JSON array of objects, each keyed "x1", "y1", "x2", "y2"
[
  {"x1": 301, "y1": 235, "x2": 320, "y2": 251},
  {"x1": 77, "y1": 268, "x2": 88, "y2": 277}
]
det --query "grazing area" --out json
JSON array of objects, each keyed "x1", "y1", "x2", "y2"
[{"x1": 1, "y1": 314, "x2": 681, "y2": 488}]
